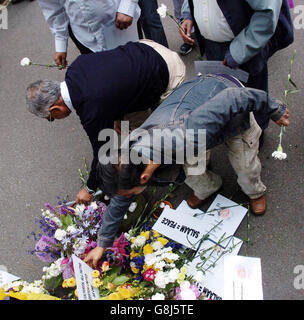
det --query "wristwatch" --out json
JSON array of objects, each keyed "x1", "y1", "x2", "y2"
[{"x1": 84, "y1": 185, "x2": 95, "y2": 195}]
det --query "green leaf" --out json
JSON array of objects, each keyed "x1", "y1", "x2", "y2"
[
  {"x1": 61, "y1": 214, "x2": 74, "y2": 230},
  {"x1": 112, "y1": 275, "x2": 129, "y2": 287},
  {"x1": 288, "y1": 78, "x2": 298, "y2": 89}
]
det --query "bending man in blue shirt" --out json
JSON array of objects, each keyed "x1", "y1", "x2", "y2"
[{"x1": 83, "y1": 74, "x2": 290, "y2": 268}]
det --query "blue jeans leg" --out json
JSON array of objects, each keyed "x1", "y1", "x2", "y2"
[{"x1": 138, "y1": 0, "x2": 169, "y2": 47}]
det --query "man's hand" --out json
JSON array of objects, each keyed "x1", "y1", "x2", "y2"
[
  {"x1": 115, "y1": 13, "x2": 133, "y2": 30},
  {"x1": 276, "y1": 109, "x2": 290, "y2": 127},
  {"x1": 76, "y1": 187, "x2": 93, "y2": 205},
  {"x1": 53, "y1": 52, "x2": 68, "y2": 68},
  {"x1": 84, "y1": 246, "x2": 105, "y2": 269},
  {"x1": 179, "y1": 19, "x2": 195, "y2": 45}
]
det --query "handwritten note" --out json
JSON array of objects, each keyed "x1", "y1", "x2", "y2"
[{"x1": 72, "y1": 255, "x2": 99, "y2": 300}]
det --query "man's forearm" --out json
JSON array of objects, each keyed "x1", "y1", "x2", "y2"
[
  {"x1": 227, "y1": 0, "x2": 282, "y2": 67},
  {"x1": 97, "y1": 195, "x2": 134, "y2": 248}
]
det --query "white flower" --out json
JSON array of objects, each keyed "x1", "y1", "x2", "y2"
[
  {"x1": 75, "y1": 204, "x2": 85, "y2": 214},
  {"x1": 20, "y1": 57, "x2": 31, "y2": 66},
  {"x1": 50, "y1": 217, "x2": 62, "y2": 227},
  {"x1": 168, "y1": 268, "x2": 179, "y2": 282},
  {"x1": 90, "y1": 201, "x2": 98, "y2": 210},
  {"x1": 132, "y1": 235, "x2": 146, "y2": 248},
  {"x1": 180, "y1": 288, "x2": 197, "y2": 300},
  {"x1": 67, "y1": 225, "x2": 77, "y2": 234},
  {"x1": 151, "y1": 241, "x2": 163, "y2": 251},
  {"x1": 155, "y1": 261, "x2": 166, "y2": 271},
  {"x1": 151, "y1": 293, "x2": 165, "y2": 300},
  {"x1": 193, "y1": 271, "x2": 205, "y2": 284},
  {"x1": 145, "y1": 253, "x2": 156, "y2": 266},
  {"x1": 272, "y1": 150, "x2": 287, "y2": 160},
  {"x1": 159, "y1": 202, "x2": 165, "y2": 209},
  {"x1": 54, "y1": 229, "x2": 67, "y2": 241},
  {"x1": 128, "y1": 202, "x2": 138, "y2": 213},
  {"x1": 157, "y1": 4, "x2": 168, "y2": 18},
  {"x1": 154, "y1": 271, "x2": 169, "y2": 288}
]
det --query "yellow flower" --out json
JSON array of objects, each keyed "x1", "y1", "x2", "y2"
[
  {"x1": 62, "y1": 279, "x2": 69, "y2": 288},
  {"x1": 157, "y1": 237, "x2": 169, "y2": 246},
  {"x1": 143, "y1": 244, "x2": 154, "y2": 255},
  {"x1": 108, "y1": 292, "x2": 121, "y2": 300},
  {"x1": 131, "y1": 266, "x2": 139, "y2": 274},
  {"x1": 152, "y1": 230, "x2": 160, "y2": 238},
  {"x1": 140, "y1": 231, "x2": 150, "y2": 240},
  {"x1": 92, "y1": 278, "x2": 103, "y2": 288},
  {"x1": 180, "y1": 266, "x2": 188, "y2": 275},
  {"x1": 117, "y1": 287, "x2": 132, "y2": 299},
  {"x1": 91, "y1": 270, "x2": 100, "y2": 278},
  {"x1": 131, "y1": 237, "x2": 136, "y2": 244},
  {"x1": 130, "y1": 251, "x2": 140, "y2": 259},
  {"x1": 74, "y1": 289, "x2": 78, "y2": 298},
  {"x1": 67, "y1": 277, "x2": 76, "y2": 288},
  {"x1": 143, "y1": 263, "x2": 150, "y2": 271},
  {"x1": 12, "y1": 286, "x2": 20, "y2": 292}
]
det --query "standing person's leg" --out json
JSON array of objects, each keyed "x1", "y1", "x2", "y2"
[
  {"x1": 173, "y1": 0, "x2": 194, "y2": 55},
  {"x1": 225, "y1": 113, "x2": 267, "y2": 215},
  {"x1": 184, "y1": 151, "x2": 223, "y2": 209},
  {"x1": 138, "y1": 0, "x2": 169, "y2": 47}
]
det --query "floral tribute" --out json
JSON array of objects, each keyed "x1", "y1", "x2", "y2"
[{"x1": 1, "y1": 193, "x2": 207, "y2": 300}]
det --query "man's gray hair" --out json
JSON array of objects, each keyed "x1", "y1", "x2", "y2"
[{"x1": 26, "y1": 80, "x2": 61, "y2": 118}]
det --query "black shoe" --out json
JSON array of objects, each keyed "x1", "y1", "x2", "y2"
[{"x1": 179, "y1": 43, "x2": 193, "y2": 56}]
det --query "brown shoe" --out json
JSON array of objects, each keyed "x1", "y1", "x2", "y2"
[
  {"x1": 186, "y1": 193, "x2": 207, "y2": 209},
  {"x1": 250, "y1": 195, "x2": 266, "y2": 216}
]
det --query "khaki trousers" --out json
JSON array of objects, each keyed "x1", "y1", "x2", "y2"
[
  {"x1": 123, "y1": 39, "x2": 186, "y2": 130},
  {"x1": 184, "y1": 113, "x2": 267, "y2": 200}
]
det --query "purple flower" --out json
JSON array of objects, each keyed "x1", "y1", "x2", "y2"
[{"x1": 34, "y1": 235, "x2": 58, "y2": 263}]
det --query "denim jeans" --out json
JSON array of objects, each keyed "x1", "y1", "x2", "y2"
[{"x1": 137, "y1": 0, "x2": 168, "y2": 47}]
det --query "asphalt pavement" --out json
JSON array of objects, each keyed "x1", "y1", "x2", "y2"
[{"x1": 0, "y1": 1, "x2": 303, "y2": 300}]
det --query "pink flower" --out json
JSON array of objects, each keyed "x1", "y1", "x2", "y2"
[{"x1": 143, "y1": 268, "x2": 156, "y2": 282}]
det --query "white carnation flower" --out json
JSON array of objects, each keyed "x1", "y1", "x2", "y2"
[
  {"x1": 75, "y1": 204, "x2": 85, "y2": 214},
  {"x1": 154, "y1": 271, "x2": 169, "y2": 288},
  {"x1": 157, "y1": 4, "x2": 168, "y2": 18},
  {"x1": 272, "y1": 150, "x2": 287, "y2": 160},
  {"x1": 54, "y1": 229, "x2": 67, "y2": 241},
  {"x1": 20, "y1": 57, "x2": 31, "y2": 66}
]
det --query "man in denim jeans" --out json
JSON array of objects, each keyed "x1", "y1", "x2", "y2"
[{"x1": 83, "y1": 74, "x2": 290, "y2": 267}]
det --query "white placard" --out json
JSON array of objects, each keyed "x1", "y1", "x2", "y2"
[
  {"x1": 186, "y1": 237, "x2": 243, "y2": 300},
  {"x1": 72, "y1": 255, "x2": 99, "y2": 300},
  {"x1": 0, "y1": 270, "x2": 20, "y2": 287},
  {"x1": 175, "y1": 200, "x2": 205, "y2": 220},
  {"x1": 203, "y1": 194, "x2": 248, "y2": 248},
  {"x1": 223, "y1": 255, "x2": 263, "y2": 300},
  {"x1": 152, "y1": 206, "x2": 209, "y2": 249}
]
